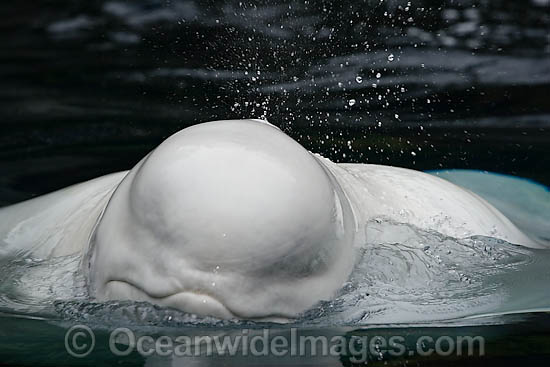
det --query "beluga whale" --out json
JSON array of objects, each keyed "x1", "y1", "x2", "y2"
[{"x1": 0, "y1": 119, "x2": 545, "y2": 321}]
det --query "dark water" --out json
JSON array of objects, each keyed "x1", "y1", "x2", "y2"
[
  {"x1": 0, "y1": 0, "x2": 549, "y2": 205},
  {"x1": 1, "y1": 0, "x2": 550, "y2": 366}
]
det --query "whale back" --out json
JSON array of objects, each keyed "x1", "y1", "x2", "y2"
[{"x1": 0, "y1": 172, "x2": 125, "y2": 259}]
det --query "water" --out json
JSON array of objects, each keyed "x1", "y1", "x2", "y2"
[
  {"x1": 1, "y1": 0, "x2": 549, "y2": 206},
  {"x1": 3, "y1": 219, "x2": 548, "y2": 326},
  {"x1": 2, "y1": 218, "x2": 550, "y2": 365},
  {"x1": 1, "y1": 0, "x2": 549, "y2": 365}
]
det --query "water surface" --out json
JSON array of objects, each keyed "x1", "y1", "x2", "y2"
[{"x1": 0, "y1": 0, "x2": 549, "y2": 365}]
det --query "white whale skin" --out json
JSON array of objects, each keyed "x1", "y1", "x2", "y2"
[
  {"x1": 0, "y1": 119, "x2": 542, "y2": 321},
  {"x1": 87, "y1": 119, "x2": 356, "y2": 321}
]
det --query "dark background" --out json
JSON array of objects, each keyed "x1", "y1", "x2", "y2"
[{"x1": 0, "y1": 0, "x2": 549, "y2": 205}]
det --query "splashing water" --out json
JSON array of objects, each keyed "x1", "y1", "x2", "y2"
[
  {"x1": 0, "y1": 4, "x2": 549, "y2": 358},
  {"x1": 0, "y1": 253, "x2": 86, "y2": 316},
  {"x1": 302, "y1": 220, "x2": 550, "y2": 327},
  {"x1": 2, "y1": 217, "x2": 549, "y2": 329}
]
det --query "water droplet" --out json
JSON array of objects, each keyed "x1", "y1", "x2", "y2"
[
  {"x1": 376, "y1": 72, "x2": 381, "y2": 79},
  {"x1": 348, "y1": 99, "x2": 356, "y2": 106}
]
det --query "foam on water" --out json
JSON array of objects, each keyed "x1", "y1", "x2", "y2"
[
  {"x1": 2, "y1": 217, "x2": 549, "y2": 329},
  {"x1": 0, "y1": 253, "x2": 86, "y2": 317},
  {"x1": 303, "y1": 220, "x2": 550, "y2": 326}
]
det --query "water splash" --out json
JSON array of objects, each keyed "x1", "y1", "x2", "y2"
[
  {"x1": 301, "y1": 220, "x2": 550, "y2": 326},
  {"x1": 0, "y1": 253, "x2": 85, "y2": 316},
  {"x1": 2, "y1": 219, "x2": 549, "y2": 329}
]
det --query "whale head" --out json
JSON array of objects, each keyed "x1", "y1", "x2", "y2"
[{"x1": 87, "y1": 119, "x2": 355, "y2": 321}]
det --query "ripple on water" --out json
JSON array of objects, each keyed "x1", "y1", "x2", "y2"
[
  {"x1": 301, "y1": 220, "x2": 550, "y2": 327},
  {"x1": 2, "y1": 219, "x2": 548, "y2": 328}
]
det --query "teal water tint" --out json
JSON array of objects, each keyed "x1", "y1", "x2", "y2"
[{"x1": 429, "y1": 170, "x2": 550, "y2": 244}]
